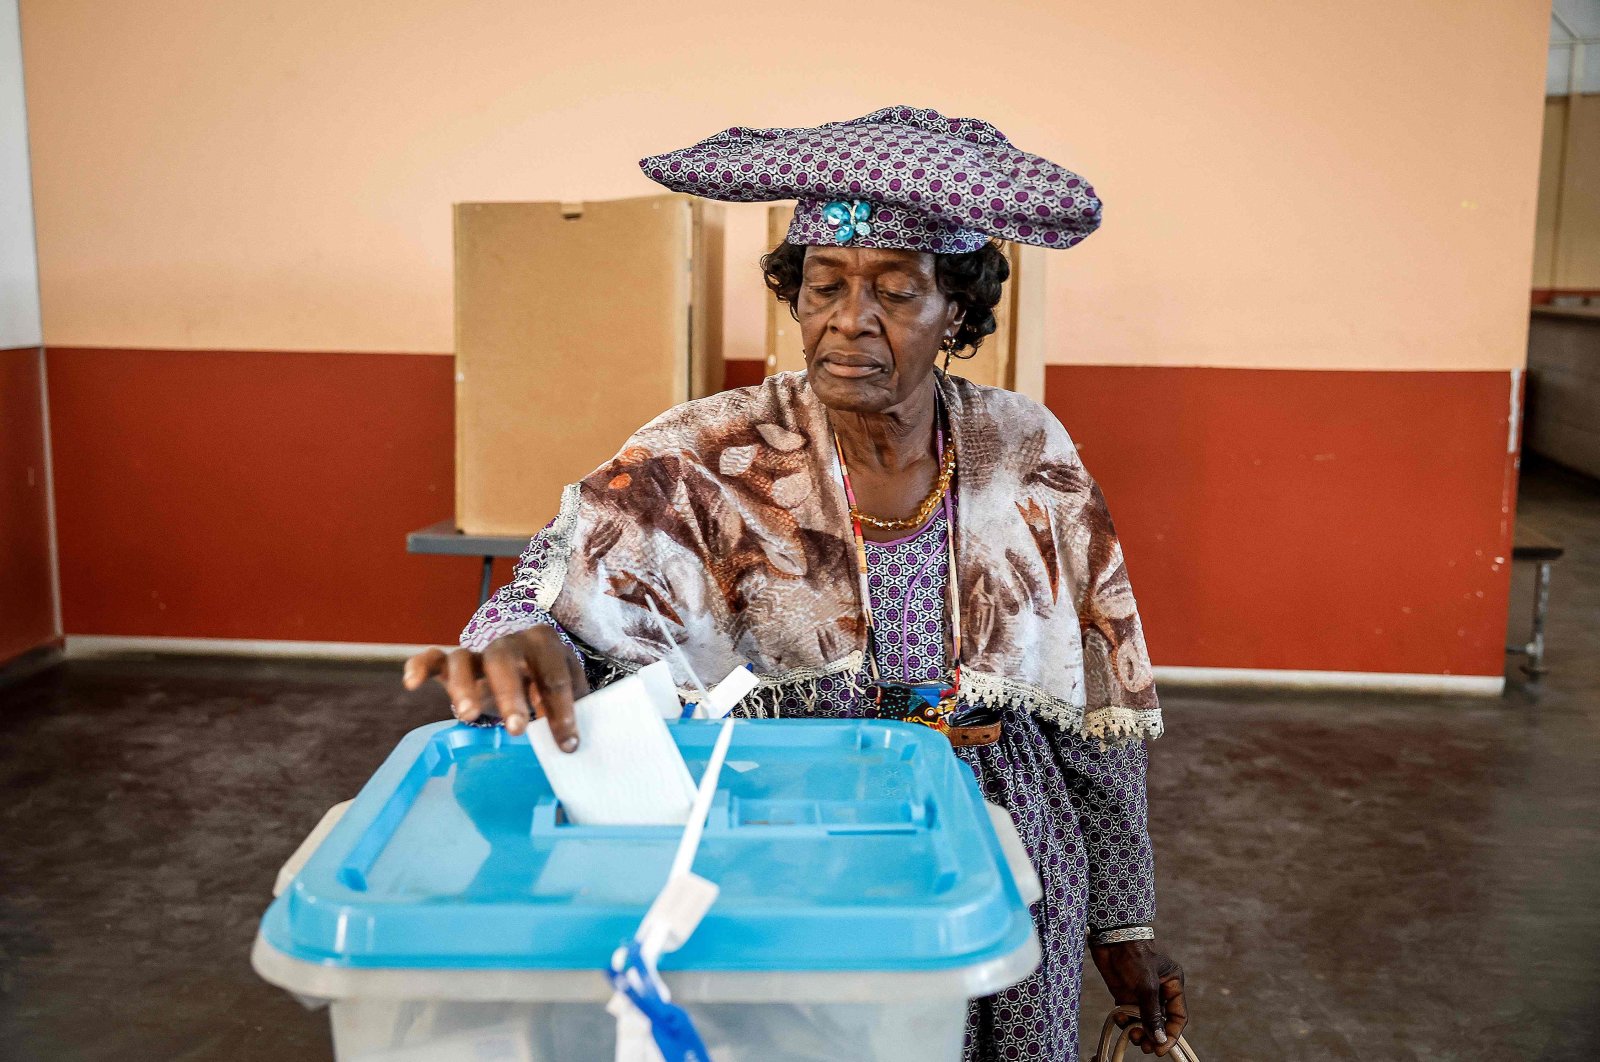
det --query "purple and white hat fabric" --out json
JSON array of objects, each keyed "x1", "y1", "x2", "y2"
[{"x1": 639, "y1": 105, "x2": 1102, "y2": 254}]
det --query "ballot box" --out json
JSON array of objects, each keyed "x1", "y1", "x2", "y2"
[{"x1": 252, "y1": 719, "x2": 1041, "y2": 1062}]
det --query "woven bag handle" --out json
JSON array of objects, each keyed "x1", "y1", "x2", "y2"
[{"x1": 1090, "y1": 1005, "x2": 1200, "y2": 1062}]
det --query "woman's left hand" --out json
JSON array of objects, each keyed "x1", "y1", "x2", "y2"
[{"x1": 1090, "y1": 940, "x2": 1187, "y2": 1055}]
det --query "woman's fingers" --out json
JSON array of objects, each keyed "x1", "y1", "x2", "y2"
[
  {"x1": 527, "y1": 630, "x2": 581, "y2": 751},
  {"x1": 1137, "y1": 975, "x2": 1166, "y2": 1055},
  {"x1": 407, "y1": 630, "x2": 584, "y2": 746},
  {"x1": 1158, "y1": 969, "x2": 1188, "y2": 1053},
  {"x1": 482, "y1": 638, "x2": 533, "y2": 735},
  {"x1": 402, "y1": 647, "x2": 447, "y2": 691},
  {"x1": 1111, "y1": 1007, "x2": 1151, "y2": 1054},
  {"x1": 443, "y1": 648, "x2": 484, "y2": 720},
  {"x1": 565, "y1": 644, "x2": 592, "y2": 701}
]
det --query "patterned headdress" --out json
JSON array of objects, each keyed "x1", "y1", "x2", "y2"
[{"x1": 640, "y1": 105, "x2": 1103, "y2": 254}]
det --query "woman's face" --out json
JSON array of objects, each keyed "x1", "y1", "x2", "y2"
[{"x1": 797, "y1": 246, "x2": 963, "y2": 414}]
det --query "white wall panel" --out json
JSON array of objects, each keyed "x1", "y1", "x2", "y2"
[{"x1": 0, "y1": 0, "x2": 41, "y2": 348}]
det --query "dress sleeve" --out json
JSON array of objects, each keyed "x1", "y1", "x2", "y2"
[
  {"x1": 1051, "y1": 723, "x2": 1157, "y2": 936},
  {"x1": 456, "y1": 522, "x2": 617, "y2": 721},
  {"x1": 1052, "y1": 447, "x2": 1159, "y2": 930},
  {"x1": 1072, "y1": 477, "x2": 1161, "y2": 735},
  {"x1": 460, "y1": 520, "x2": 574, "y2": 653}
]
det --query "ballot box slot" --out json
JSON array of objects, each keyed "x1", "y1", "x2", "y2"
[{"x1": 526, "y1": 792, "x2": 928, "y2": 838}]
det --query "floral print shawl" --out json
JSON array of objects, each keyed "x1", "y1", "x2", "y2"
[{"x1": 529, "y1": 370, "x2": 1161, "y2": 742}]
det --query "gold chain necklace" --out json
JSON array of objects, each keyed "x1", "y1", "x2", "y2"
[{"x1": 847, "y1": 439, "x2": 958, "y2": 531}]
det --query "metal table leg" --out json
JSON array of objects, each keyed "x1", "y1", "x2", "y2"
[
  {"x1": 1524, "y1": 559, "x2": 1552, "y2": 677},
  {"x1": 478, "y1": 555, "x2": 495, "y2": 607}
]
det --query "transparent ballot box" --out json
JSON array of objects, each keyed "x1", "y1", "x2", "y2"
[{"x1": 252, "y1": 720, "x2": 1042, "y2": 1062}]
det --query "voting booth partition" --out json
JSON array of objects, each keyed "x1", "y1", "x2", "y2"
[{"x1": 453, "y1": 194, "x2": 726, "y2": 536}]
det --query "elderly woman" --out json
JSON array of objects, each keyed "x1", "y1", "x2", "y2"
[{"x1": 405, "y1": 106, "x2": 1186, "y2": 1060}]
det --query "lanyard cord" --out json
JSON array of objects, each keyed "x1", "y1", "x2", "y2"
[{"x1": 830, "y1": 388, "x2": 963, "y2": 693}]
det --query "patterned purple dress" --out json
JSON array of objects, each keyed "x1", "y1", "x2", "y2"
[{"x1": 464, "y1": 506, "x2": 1156, "y2": 1061}]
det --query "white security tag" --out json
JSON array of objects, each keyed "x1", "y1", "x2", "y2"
[
  {"x1": 638, "y1": 872, "x2": 721, "y2": 955},
  {"x1": 702, "y1": 665, "x2": 759, "y2": 720}
]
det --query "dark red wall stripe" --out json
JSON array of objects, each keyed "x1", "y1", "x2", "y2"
[
  {"x1": 1046, "y1": 365, "x2": 1516, "y2": 676},
  {"x1": 45, "y1": 349, "x2": 1517, "y2": 675},
  {"x1": 0, "y1": 346, "x2": 57, "y2": 665},
  {"x1": 47, "y1": 348, "x2": 478, "y2": 645},
  {"x1": 723, "y1": 358, "x2": 766, "y2": 390}
]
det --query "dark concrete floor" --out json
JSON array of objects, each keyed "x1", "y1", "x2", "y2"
[{"x1": 1, "y1": 458, "x2": 1596, "y2": 1061}]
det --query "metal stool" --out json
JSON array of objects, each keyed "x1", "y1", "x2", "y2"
[{"x1": 1508, "y1": 527, "x2": 1564, "y2": 677}]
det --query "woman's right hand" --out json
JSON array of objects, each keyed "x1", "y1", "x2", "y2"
[{"x1": 402, "y1": 626, "x2": 589, "y2": 751}]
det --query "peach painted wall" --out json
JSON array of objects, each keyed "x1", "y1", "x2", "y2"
[{"x1": 20, "y1": 0, "x2": 1549, "y2": 370}]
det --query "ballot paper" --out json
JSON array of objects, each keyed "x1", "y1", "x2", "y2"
[{"x1": 526, "y1": 660, "x2": 699, "y2": 826}]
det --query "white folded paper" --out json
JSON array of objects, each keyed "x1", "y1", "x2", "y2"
[{"x1": 526, "y1": 660, "x2": 698, "y2": 826}]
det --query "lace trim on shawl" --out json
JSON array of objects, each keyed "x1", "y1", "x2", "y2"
[
  {"x1": 742, "y1": 652, "x2": 868, "y2": 719},
  {"x1": 579, "y1": 643, "x2": 1153, "y2": 741},
  {"x1": 532, "y1": 483, "x2": 584, "y2": 614},
  {"x1": 962, "y1": 670, "x2": 1162, "y2": 742}
]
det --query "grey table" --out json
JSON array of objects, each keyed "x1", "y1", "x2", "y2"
[{"x1": 406, "y1": 520, "x2": 530, "y2": 606}]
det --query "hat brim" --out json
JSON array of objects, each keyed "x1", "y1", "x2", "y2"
[{"x1": 640, "y1": 105, "x2": 1101, "y2": 250}]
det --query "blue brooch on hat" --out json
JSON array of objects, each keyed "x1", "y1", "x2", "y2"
[{"x1": 822, "y1": 200, "x2": 873, "y2": 244}]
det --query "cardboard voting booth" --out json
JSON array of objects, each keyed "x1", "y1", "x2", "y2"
[{"x1": 454, "y1": 194, "x2": 725, "y2": 536}]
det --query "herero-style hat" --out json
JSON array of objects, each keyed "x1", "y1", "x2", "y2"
[{"x1": 639, "y1": 104, "x2": 1102, "y2": 254}]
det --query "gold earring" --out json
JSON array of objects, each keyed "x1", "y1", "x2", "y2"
[{"x1": 940, "y1": 335, "x2": 957, "y2": 372}]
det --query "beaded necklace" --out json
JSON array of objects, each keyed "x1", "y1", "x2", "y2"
[{"x1": 830, "y1": 392, "x2": 963, "y2": 727}]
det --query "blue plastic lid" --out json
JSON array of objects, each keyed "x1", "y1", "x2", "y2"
[{"x1": 259, "y1": 720, "x2": 1033, "y2": 972}]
